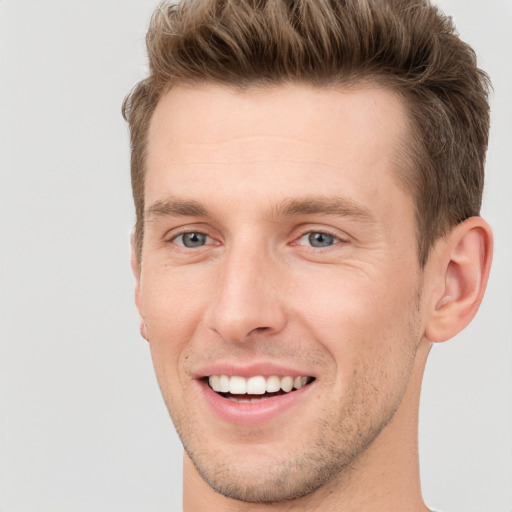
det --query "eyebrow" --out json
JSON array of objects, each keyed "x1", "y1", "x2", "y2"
[
  {"x1": 145, "y1": 195, "x2": 375, "y2": 223},
  {"x1": 146, "y1": 198, "x2": 208, "y2": 219},
  {"x1": 275, "y1": 196, "x2": 376, "y2": 223}
]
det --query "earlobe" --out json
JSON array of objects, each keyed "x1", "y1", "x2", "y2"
[
  {"x1": 140, "y1": 322, "x2": 149, "y2": 341},
  {"x1": 424, "y1": 217, "x2": 493, "y2": 343}
]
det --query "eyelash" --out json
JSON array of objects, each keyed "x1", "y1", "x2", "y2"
[
  {"x1": 167, "y1": 227, "x2": 346, "y2": 251},
  {"x1": 293, "y1": 229, "x2": 346, "y2": 249},
  {"x1": 169, "y1": 230, "x2": 216, "y2": 248}
]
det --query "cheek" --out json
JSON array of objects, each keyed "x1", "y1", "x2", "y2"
[
  {"x1": 296, "y1": 266, "x2": 411, "y2": 331},
  {"x1": 142, "y1": 267, "x2": 210, "y2": 335},
  {"x1": 293, "y1": 265, "x2": 420, "y2": 377},
  {"x1": 140, "y1": 270, "x2": 212, "y2": 388}
]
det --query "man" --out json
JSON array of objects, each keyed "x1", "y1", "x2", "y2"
[{"x1": 123, "y1": 0, "x2": 493, "y2": 510}]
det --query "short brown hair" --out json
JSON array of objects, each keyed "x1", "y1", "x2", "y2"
[{"x1": 123, "y1": 0, "x2": 491, "y2": 266}]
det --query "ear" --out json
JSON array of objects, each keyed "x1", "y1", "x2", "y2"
[
  {"x1": 131, "y1": 235, "x2": 149, "y2": 342},
  {"x1": 424, "y1": 217, "x2": 493, "y2": 343}
]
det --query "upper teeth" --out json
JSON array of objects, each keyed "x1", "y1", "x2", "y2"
[{"x1": 208, "y1": 375, "x2": 310, "y2": 394}]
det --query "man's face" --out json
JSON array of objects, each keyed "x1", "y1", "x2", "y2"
[{"x1": 136, "y1": 83, "x2": 427, "y2": 502}]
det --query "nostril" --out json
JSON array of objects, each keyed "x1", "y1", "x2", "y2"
[{"x1": 249, "y1": 326, "x2": 271, "y2": 335}]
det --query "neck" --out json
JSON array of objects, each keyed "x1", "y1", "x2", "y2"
[{"x1": 183, "y1": 342, "x2": 432, "y2": 512}]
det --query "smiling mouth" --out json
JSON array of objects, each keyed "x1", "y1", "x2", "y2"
[{"x1": 206, "y1": 375, "x2": 315, "y2": 403}]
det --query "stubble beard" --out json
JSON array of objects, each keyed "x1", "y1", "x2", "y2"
[
  {"x1": 161, "y1": 292, "x2": 424, "y2": 504},
  {"x1": 168, "y1": 358, "x2": 421, "y2": 502},
  {"x1": 181, "y1": 401, "x2": 400, "y2": 504}
]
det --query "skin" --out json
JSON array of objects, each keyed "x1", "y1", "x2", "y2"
[{"x1": 132, "y1": 83, "x2": 492, "y2": 511}]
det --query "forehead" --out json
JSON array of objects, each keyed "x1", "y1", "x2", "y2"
[
  {"x1": 148, "y1": 82, "x2": 408, "y2": 159},
  {"x1": 145, "y1": 83, "x2": 412, "y2": 219}
]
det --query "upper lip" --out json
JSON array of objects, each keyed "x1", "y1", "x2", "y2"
[{"x1": 193, "y1": 361, "x2": 315, "y2": 379}]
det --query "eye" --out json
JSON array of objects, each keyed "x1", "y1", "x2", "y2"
[
  {"x1": 172, "y1": 232, "x2": 211, "y2": 248},
  {"x1": 298, "y1": 231, "x2": 338, "y2": 248}
]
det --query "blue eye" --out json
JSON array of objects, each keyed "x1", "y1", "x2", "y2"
[
  {"x1": 174, "y1": 232, "x2": 209, "y2": 248},
  {"x1": 299, "y1": 232, "x2": 337, "y2": 248}
]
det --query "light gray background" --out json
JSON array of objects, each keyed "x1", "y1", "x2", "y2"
[{"x1": 0, "y1": 1, "x2": 510, "y2": 511}]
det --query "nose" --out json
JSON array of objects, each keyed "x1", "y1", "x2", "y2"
[{"x1": 204, "y1": 242, "x2": 287, "y2": 343}]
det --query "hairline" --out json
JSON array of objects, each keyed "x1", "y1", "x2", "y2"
[{"x1": 134, "y1": 78, "x2": 439, "y2": 266}]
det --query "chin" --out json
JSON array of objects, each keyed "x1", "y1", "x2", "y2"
[
  {"x1": 187, "y1": 447, "x2": 342, "y2": 503},
  {"x1": 178, "y1": 413, "x2": 385, "y2": 504}
]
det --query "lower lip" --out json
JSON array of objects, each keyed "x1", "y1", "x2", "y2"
[{"x1": 198, "y1": 380, "x2": 314, "y2": 426}]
